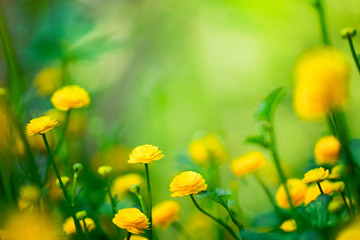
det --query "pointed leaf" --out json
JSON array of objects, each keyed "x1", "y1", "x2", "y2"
[{"x1": 254, "y1": 87, "x2": 286, "y2": 121}]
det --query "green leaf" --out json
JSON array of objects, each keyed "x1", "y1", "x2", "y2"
[
  {"x1": 251, "y1": 212, "x2": 281, "y2": 228},
  {"x1": 244, "y1": 135, "x2": 268, "y2": 147},
  {"x1": 197, "y1": 188, "x2": 232, "y2": 209},
  {"x1": 254, "y1": 87, "x2": 286, "y2": 122},
  {"x1": 305, "y1": 194, "x2": 331, "y2": 228},
  {"x1": 349, "y1": 139, "x2": 360, "y2": 167}
]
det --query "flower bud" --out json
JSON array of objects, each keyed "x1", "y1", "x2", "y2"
[
  {"x1": 73, "y1": 163, "x2": 83, "y2": 172},
  {"x1": 340, "y1": 27, "x2": 356, "y2": 39},
  {"x1": 129, "y1": 184, "x2": 140, "y2": 194},
  {"x1": 56, "y1": 176, "x2": 70, "y2": 188},
  {"x1": 98, "y1": 165, "x2": 113, "y2": 177},
  {"x1": 76, "y1": 210, "x2": 87, "y2": 220}
]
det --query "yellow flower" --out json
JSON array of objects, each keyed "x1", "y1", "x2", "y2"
[
  {"x1": 275, "y1": 178, "x2": 307, "y2": 209},
  {"x1": 302, "y1": 167, "x2": 329, "y2": 184},
  {"x1": 26, "y1": 116, "x2": 59, "y2": 136},
  {"x1": 331, "y1": 181, "x2": 345, "y2": 192},
  {"x1": 153, "y1": 200, "x2": 180, "y2": 228},
  {"x1": 280, "y1": 219, "x2": 297, "y2": 232},
  {"x1": 328, "y1": 196, "x2": 350, "y2": 212},
  {"x1": 98, "y1": 165, "x2": 113, "y2": 177},
  {"x1": 111, "y1": 174, "x2": 144, "y2": 199},
  {"x1": 3, "y1": 212, "x2": 64, "y2": 240},
  {"x1": 33, "y1": 67, "x2": 62, "y2": 96},
  {"x1": 51, "y1": 85, "x2": 91, "y2": 111},
  {"x1": 189, "y1": 133, "x2": 227, "y2": 165},
  {"x1": 231, "y1": 151, "x2": 267, "y2": 178},
  {"x1": 124, "y1": 236, "x2": 148, "y2": 240},
  {"x1": 63, "y1": 217, "x2": 96, "y2": 234},
  {"x1": 314, "y1": 136, "x2": 341, "y2": 165},
  {"x1": 293, "y1": 47, "x2": 350, "y2": 119},
  {"x1": 56, "y1": 176, "x2": 71, "y2": 188},
  {"x1": 128, "y1": 145, "x2": 164, "y2": 164},
  {"x1": 336, "y1": 217, "x2": 360, "y2": 240},
  {"x1": 328, "y1": 164, "x2": 345, "y2": 180},
  {"x1": 17, "y1": 185, "x2": 41, "y2": 210},
  {"x1": 170, "y1": 171, "x2": 207, "y2": 197},
  {"x1": 112, "y1": 208, "x2": 150, "y2": 234},
  {"x1": 304, "y1": 180, "x2": 334, "y2": 205}
]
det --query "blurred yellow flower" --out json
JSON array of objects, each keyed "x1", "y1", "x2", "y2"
[
  {"x1": 302, "y1": 167, "x2": 329, "y2": 184},
  {"x1": 332, "y1": 181, "x2": 345, "y2": 192},
  {"x1": 112, "y1": 208, "x2": 150, "y2": 234},
  {"x1": 336, "y1": 217, "x2": 360, "y2": 240},
  {"x1": 56, "y1": 176, "x2": 71, "y2": 188},
  {"x1": 170, "y1": 171, "x2": 207, "y2": 197},
  {"x1": 189, "y1": 133, "x2": 227, "y2": 165},
  {"x1": 128, "y1": 145, "x2": 164, "y2": 164},
  {"x1": 124, "y1": 236, "x2": 148, "y2": 240},
  {"x1": 231, "y1": 151, "x2": 267, "y2": 178},
  {"x1": 280, "y1": 219, "x2": 297, "y2": 232},
  {"x1": 51, "y1": 85, "x2": 90, "y2": 111},
  {"x1": 328, "y1": 164, "x2": 345, "y2": 180},
  {"x1": 33, "y1": 67, "x2": 62, "y2": 96},
  {"x1": 328, "y1": 196, "x2": 350, "y2": 212},
  {"x1": 275, "y1": 178, "x2": 307, "y2": 209},
  {"x1": 153, "y1": 200, "x2": 180, "y2": 228},
  {"x1": 46, "y1": 108, "x2": 87, "y2": 137},
  {"x1": 98, "y1": 165, "x2": 113, "y2": 177},
  {"x1": 293, "y1": 47, "x2": 350, "y2": 119},
  {"x1": 3, "y1": 212, "x2": 64, "y2": 240},
  {"x1": 304, "y1": 180, "x2": 334, "y2": 205},
  {"x1": 314, "y1": 136, "x2": 341, "y2": 165},
  {"x1": 17, "y1": 185, "x2": 41, "y2": 210},
  {"x1": 26, "y1": 116, "x2": 59, "y2": 136},
  {"x1": 63, "y1": 217, "x2": 96, "y2": 234},
  {"x1": 111, "y1": 173, "x2": 144, "y2": 199}
]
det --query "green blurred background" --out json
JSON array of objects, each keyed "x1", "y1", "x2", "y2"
[{"x1": 1, "y1": 0, "x2": 360, "y2": 234}]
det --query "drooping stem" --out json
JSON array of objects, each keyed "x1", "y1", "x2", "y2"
[
  {"x1": 345, "y1": 35, "x2": 360, "y2": 74},
  {"x1": 316, "y1": 181, "x2": 324, "y2": 195},
  {"x1": 314, "y1": 0, "x2": 330, "y2": 45},
  {"x1": 41, "y1": 133, "x2": 84, "y2": 239},
  {"x1": 341, "y1": 192, "x2": 351, "y2": 215},
  {"x1": 145, "y1": 163, "x2": 153, "y2": 240},
  {"x1": 134, "y1": 191, "x2": 147, "y2": 216},
  {"x1": 172, "y1": 221, "x2": 192, "y2": 240},
  {"x1": 190, "y1": 195, "x2": 241, "y2": 240}
]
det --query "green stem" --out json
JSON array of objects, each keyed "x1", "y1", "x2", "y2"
[
  {"x1": 314, "y1": 0, "x2": 330, "y2": 45},
  {"x1": 316, "y1": 181, "x2": 324, "y2": 195},
  {"x1": 145, "y1": 164, "x2": 153, "y2": 240},
  {"x1": 82, "y1": 219, "x2": 89, "y2": 240},
  {"x1": 54, "y1": 109, "x2": 71, "y2": 155},
  {"x1": 1, "y1": 163, "x2": 14, "y2": 206},
  {"x1": 41, "y1": 133, "x2": 84, "y2": 239},
  {"x1": 135, "y1": 192, "x2": 147, "y2": 216},
  {"x1": 190, "y1": 195, "x2": 241, "y2": 240},
  {"x1": 345, "y1": 36, "x2": 360, "y2": 74},
  {"x1": 105, "y1": 177, "x2": 120, "y2": 239},
  {"x1": 126, "y1": 232, "x2": 132, "y2": 240},
  {"x1": 72, "y1": 172, "x2": 79, "y2": 206},
  {"x1": 172, "y1": 222, "x2": 192, "y2": 240},
  {"x1": 343, "y1": 179, "x2": 355, "y2": 214},
  {"x1": 341, "y1": 192, "x2": 351, "y2": 215}
]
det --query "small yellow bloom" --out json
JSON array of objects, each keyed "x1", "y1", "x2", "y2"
[
  {"x1": 153, "y1": 200, "x2": 180, "y2": 228},
  {"x1": 124, "y1": 236, "x2": 148, "y2": 240},
  {"x1": 302, "y1": 167, "x2": 329, "y2": 184},
  {"x1": 332, "y1": 181, "x2": 345, "y2": 192},
  {"x1": 51, "y1": 85, "x2": 90, "y2": 111},
  {"x1": 275, "y1": 178, "x2": 307, "y2": 209},
  {"x1": 128, "y1": 145, "x2": 164, "y2": 164},
  {"x1": 63, "y1": 217, "x2": 96, "y2": 234},
  {"x1": 33, "y1": 67, "x2": 62, "y2": 96},
  {"x1": 293, "y1": 47, "x2": 350, "y2": 119},
  {"x1": 336, "y1": 217, "x2": 360, "y2": 240},
  {"x1": 314, "y1": 136, "x2": 341, "y2": 165},
  {"x1": 328, "y1": 196, "x2": 350, "y2": 212},
  {"x1": 231, "y1": 151, "x2": 267, "y2": 178},
  {"x1": 328, "y1": 164, "x2": 345, "y2": 180},
  {"x1": 304, "y1": 180, "x2": 334, "y2": 205},
  {"x1": 111, "y1": 174, "x2": 144, "y2": 199},
  {"x1": 189, "y1": 133, "x2": 226, "y2": 165},
  {"x1": 170, "y1": 171, "x2": 207, "y2": 197},
  {"x1": 56, "y1": 176, "x2": 71, "y2": 188},
  {"x1": 112, "y1": 208, "x2": 150, "y2": 234},
  {"x1": 98, "y1": 165, "x2": 113, "y2": 177},
  {"x1": 26, "y1": 116, "x2": 59, "y2": 136},
  {"x1": 280, "y1": 219, "x2": 297, "y2": 232}
]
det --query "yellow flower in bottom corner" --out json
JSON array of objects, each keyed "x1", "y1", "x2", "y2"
[
  {"x1": 336, "y1": 217, "x2": 360, "y2": 240},
  {"x1": 169, "y1": 171, "x2": 207, "y2": 197},
  {"x1": 275, "y1": 178, "x2": 307, "y2": 209},
  {"x1": 314, "y1": 135, "x2": 341, "y2": 165},
  {"x1": 124, "y1": 236, "x2": 148, "y2": 240},
  {"x1": 112, "y1": 208, "x2": 150, "y2": 234},
  {"x1": 153, "y1": 200, "x2": 180, "y2": 228},
  {"x1": 231, "y1": 151, "x2": 267, "y2": 178},
  {"x1": 26, "y1": 116, "x2": 59, "y2": 136},
  {"x1": 63, "y1": 217, "x2": 96, "y2": 234},
  {"x1": 280, "y1": 219, "x2": 297, "y2": 232},
  {"x1": 302, "y1": 167, "x2": 329, "y2": 184}
]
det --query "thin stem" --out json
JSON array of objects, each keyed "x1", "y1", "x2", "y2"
[
  {"x1": 1, "y1": 163, "x2": 14, "y2": 206},
  {"x1": 314, "y1": 0, "x2": 330, "y2": 45},
  {"x1": 126, "y1": 232, "x2": 132, "y2": 240},
  {"x1": 145, "y1": 164, "x2": 153, "y2": 240},
  {"x1": 41, "y1": 133, "x2": 84, "y2": 239},
  {"x1": 172, "y1": 222, "x2": 192, "y2": 240},
  {"x1": 72, "y1": 172, "x2": 79, "y2": 206},
  {"x1": 346, "y1": 36, "x2": 360, "y2": 74},
  {"x1": 135, "y1": 192, "x2": 147, "y2": 216},
  {"x1": 316, "y1": 181, "x2": 324, "y2": 195},
  {"x1": 82, "y1": 219, "x2": 89, "y2": 240},
  {"x1": 105, "y1": 177, "x2": 120, "y2": 238},
  {"x1": 343, "y1": 179, "x2": 355, "y2": 214},
  {"x1": 190, "y1": 195, "x2": 241, "y2": 240},
  {"x1": 341, "y1": 192, "x2": 351, "y2": 215}
]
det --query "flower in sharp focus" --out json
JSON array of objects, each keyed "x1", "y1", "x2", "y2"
[
  {"x1": 63, "y1": 217, "x2": 96, "y2": 234},
  {"x1": 128, "y1": 145, "x2": 164, "y2": 164},
  {"x1": 304, "y1": 180, "x2": 334, "y2": 205},
  {"x1": 275, "y1": 178, "x2": 307, "y2": 209},
  {"x1": 280, "y1": 219, "x2": 297, "y2": 232},
  {"x1": 51, "y1": 85, "x2": 91, "y2": 111},
  {"x1": 231, "y1": 151, "x2": 267, "y2": 178},
  {"x1": 302, "y1": 167, "x2": 329, "y2": 184},
  {"x1": 26, "y1": 116, "x2": 59, "y2": 136},
  {"x1": 112, "y1": 208, "x2": 150, "y2": 234},
  {"x1": 314, "y1": 136, "x2": 341, "y2": 165},
  {"x1": 111, "y1": 173, "x2": 144, "y2": 199},
  {"x1": 293, "y1": 47, "x2": 350, "y2": 119},
  {"x1": 152, "y1": 200, "x2": 180, "y2": 229},
  {"x1": 33, "y1": 67, "x2": 62, "y2": 96},
  {"x1": 169, "y1": 171, "x2": 207, "y2": 197},
  {"x1": 336, "y1": 217, "x2": 360, "y2": 240}
]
